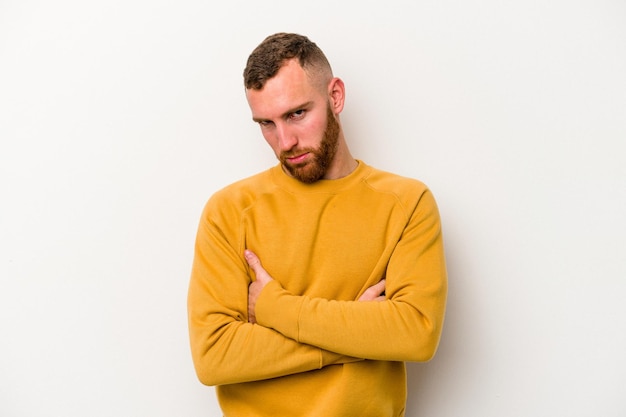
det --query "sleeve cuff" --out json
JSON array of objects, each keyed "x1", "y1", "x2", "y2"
[{"x1": 255, "y1": 280, "x2": 304, "y2": 341}]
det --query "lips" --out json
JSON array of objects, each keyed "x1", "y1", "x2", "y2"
[{"x1": 286, "y1": 152, "x2": 310, "y2": 164}]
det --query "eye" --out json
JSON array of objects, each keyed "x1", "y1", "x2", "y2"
[
  {"x1": 289, "y1": 109, "x2": 305, "y2": 120},
  {"x1": 258, "y1": 120, "x2": 274, "y2": 128}
]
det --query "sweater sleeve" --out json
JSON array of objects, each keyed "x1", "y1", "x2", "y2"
[
  {"x1": 187, "y1": 200, "x2": 358, "y2": 386},
  {"x1": 254, "y1": 189, "x2": 448, "y2": 362}
]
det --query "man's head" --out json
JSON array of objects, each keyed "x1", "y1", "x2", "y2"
[
  {"x1": 243, "y1": 33, "x2": 333, "y2": 92},
  {"x1": 244, "y1": 33, "x2": 351, "y2": 183}
]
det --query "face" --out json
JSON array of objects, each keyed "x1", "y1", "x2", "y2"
[
  {"x1": 246, "y1": 60, "x2": 341, "y2": 184},
  {"x1": 279, "y1": 104, "x2": 339, "y2": 183}
]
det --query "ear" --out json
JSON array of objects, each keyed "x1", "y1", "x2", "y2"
[{"x1": 328, "y1": 77, "x2": 345, "y2": 114}]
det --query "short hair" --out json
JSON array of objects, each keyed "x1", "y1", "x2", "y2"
[{"x1": 243, "y1": 32, "x2": 333, "y2": 90}]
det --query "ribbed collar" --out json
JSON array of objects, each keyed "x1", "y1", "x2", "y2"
[{"x1": 270, "y1": 160, "x2": 370, "y2": 194}]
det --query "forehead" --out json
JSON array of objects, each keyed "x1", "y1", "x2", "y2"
[{"x1": 245, "y1": 60, "x2": 322, "y2": 119}]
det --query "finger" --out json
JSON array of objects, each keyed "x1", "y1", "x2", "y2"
[
  {"x1": 244, "y1": 250, "x2": 269, "y2": 283},
  {"x1": 358, "y1": 279, "x2": 386, "y2": 301},
  {"x1": 244, "y1": 249, "x2": 261, "y2": 268},
  {"x1": 370, "y1": 279, "x2": 386, "y2": 295},
  {"x1": 244, "y1": 250, "x2": 275, "y2": 287}
]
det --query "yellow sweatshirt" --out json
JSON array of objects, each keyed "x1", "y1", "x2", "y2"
[{"x1": 188, "y1": 161, "x2": 447, "y2": 417}]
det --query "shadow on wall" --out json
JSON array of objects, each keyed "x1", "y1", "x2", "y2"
[{"x1": 405, "y1": 234, "x2": 472, "y2": 415}]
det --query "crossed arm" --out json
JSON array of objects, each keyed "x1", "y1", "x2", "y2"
[
  {"x1": 188, "y1": 221, "x2": 375, "y2": 386},
  {"x1": 188, "y1": 190, "x2": 447, "y2": 386},
  {"x1": 246, "y1": 249, "x2": 386, "y2": 324}
]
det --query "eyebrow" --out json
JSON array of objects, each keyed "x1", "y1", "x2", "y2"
[{"x1": 252, "y1": 101, "x2": 314, "y2": 123}]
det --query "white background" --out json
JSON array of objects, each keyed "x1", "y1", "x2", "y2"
[{"x1": 1, "y1": 1, "x2": 625, "y2": 416}]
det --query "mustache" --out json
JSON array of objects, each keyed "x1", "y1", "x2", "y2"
[{"x1": 280, "y1": 148, "x2": 314, "y2": 160}]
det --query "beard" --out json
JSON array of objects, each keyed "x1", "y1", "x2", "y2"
[{"x1": 279, "y1": 105, "x2": 340, "y2": 184}]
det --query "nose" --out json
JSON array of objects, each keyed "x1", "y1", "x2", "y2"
[{"x1": 275, "y1": 123, "x2": 297, "y2": 152}]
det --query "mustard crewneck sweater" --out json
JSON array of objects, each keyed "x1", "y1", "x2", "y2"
[{"x1": 188, "y1": 161, "x2": 447, "y2": 416}]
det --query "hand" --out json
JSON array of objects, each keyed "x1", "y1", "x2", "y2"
[
  {"x1": 358, "y1": 279, "x2": 386, "y2": 302},
  {"x1": 245, "y1": 250, "x2": 273, "y2": 324}
]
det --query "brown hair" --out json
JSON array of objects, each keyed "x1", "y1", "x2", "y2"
[{"x1": 243, "y1": 32, "x2": 332, "y2": 90}]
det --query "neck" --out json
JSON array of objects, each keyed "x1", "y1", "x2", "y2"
[{"x1": 324, "y1": 139, "x2": 357, "y2": 180}]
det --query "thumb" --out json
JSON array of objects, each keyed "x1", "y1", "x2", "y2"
[
  {"x1": 244, "y1": 249, "x2": 260, "y2": 267},
  {"x1": 244, "y1": 249, "x2": 265, "y2": 278},
  {"x1": 244, "y1": 250, "x2": 272, "y2": 284}
]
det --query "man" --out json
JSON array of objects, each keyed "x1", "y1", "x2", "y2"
[{"x1": 188, "y1": 32, "x2": 447, "y2": 416}]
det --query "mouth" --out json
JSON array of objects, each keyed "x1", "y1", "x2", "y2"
[{"x1": 285, "y1": 152, "x2": 310, "y2": 165}]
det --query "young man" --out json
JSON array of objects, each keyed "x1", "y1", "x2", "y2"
[{"x1": 188, "y1": 32, "x2": 447, "y2": 416}]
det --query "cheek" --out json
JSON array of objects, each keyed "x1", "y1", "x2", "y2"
[
  {"x1": 262, "y1": 132, "x2": 281, "y2": 155},
  {"x1": 299, "y1": 118, "x2": 326, "y2": 144}
]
